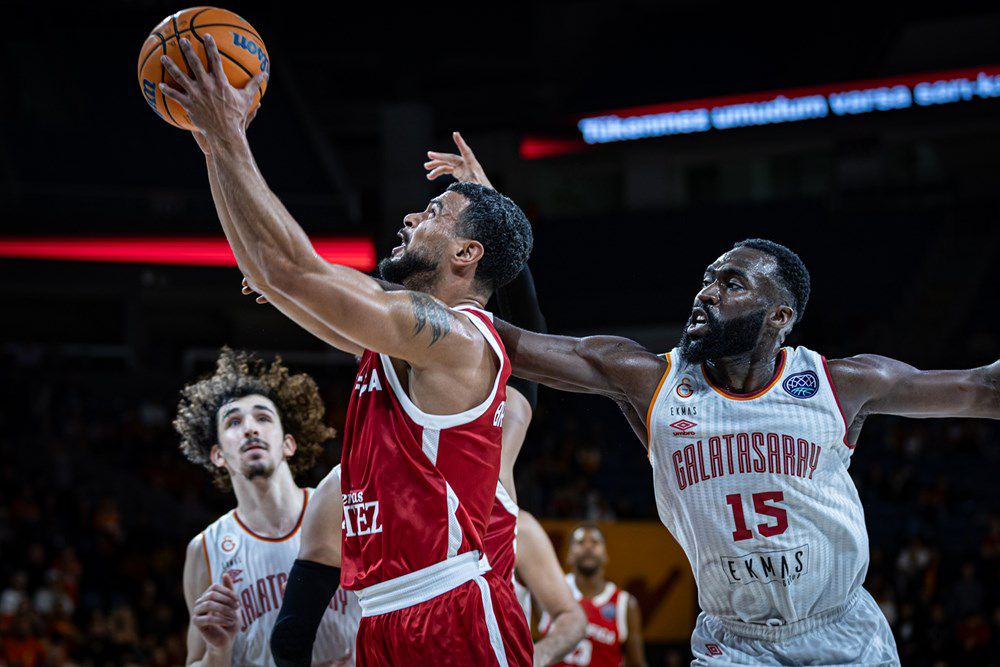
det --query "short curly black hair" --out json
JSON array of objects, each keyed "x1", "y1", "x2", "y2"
[
  {"x1": 733, "y1": 238, "x2": 811, "y2": 325},
  {"x1": 173, "y1": 348, "x2": 335, "y2": 490},
  {"x1": 446, "y1": 182, "x2": 533, "y2": 291}
]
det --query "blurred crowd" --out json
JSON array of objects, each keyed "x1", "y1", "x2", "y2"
[{"x1": 1, "y1": 349, "x2": 998, "y2": 666}]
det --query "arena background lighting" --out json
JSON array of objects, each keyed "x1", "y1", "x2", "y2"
[
  {"x1": 520, "y1": 64, "x2": 1000, "y2": 159},
  {"x1": 0, "y1": 236, "x2": 377, "y2": 270}
]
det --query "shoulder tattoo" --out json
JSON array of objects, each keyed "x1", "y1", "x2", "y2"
[{"x1": 408, "y1": 292, "x2": 453, "y2": 346}]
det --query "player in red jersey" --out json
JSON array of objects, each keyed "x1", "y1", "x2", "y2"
[
  {"x1": 541, "y1": 525, "x2": 647, "y2": 667},
  {"x1": 160, "y1": 37, "x2": 533, "y2": 666}
]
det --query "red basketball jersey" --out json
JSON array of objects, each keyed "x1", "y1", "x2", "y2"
[
  {"x1": 339, "y1": 306, "x2": 510, "y2": 591},
  {"x1": 541, "y1": 574, "x2": 631, "y2": 667},
  {"x1": 482, "y1": 481, "x2": 519, "y2": 584}
]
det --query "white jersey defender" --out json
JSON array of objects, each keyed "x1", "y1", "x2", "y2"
[
  {"x1": 647, "y1": 346, "x2": 898, "y2": 664},
  {"x1": 201, "y1": 488, "x2": 362, "y2": 666}
]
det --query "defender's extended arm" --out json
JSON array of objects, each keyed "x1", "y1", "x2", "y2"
[{"x1": 828, "y1": 355, "x2": 999, "y2": 442}]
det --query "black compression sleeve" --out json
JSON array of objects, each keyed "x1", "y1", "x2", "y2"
[
  {"x1": 493, "y1": 265, "x2": 546, "y2": 412},
  {"x1": 270, "y1": 559, "x2": 341, "y2": 667}
]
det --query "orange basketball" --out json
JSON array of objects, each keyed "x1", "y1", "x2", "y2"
[{"x1": 137, "y1": 7, "x2": 270, "y2": 130}]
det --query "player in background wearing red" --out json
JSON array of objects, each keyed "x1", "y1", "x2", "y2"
[
  {"x1": 174, "y1": 350, "x2": 360, "y2": 666},
  {"x1": 160, "y1": 35, "x2": 533, "y2": 666},
  {"x1": 540, "y1": 526, "x2": 647, "y2": 667}
]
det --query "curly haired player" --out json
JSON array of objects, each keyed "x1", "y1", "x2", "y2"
[{"x1": 175, "y1": 349, "x2": 360, "y2": 666}]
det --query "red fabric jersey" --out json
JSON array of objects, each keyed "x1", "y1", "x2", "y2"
[
  {"x1": 482, "y1": 481, "x2": 519, "y2": 584},
  {"x1": 339, "y1": 306, "x2": 510, "y2": 590},
  {"x1": 541, "y1": 575, "x2": 631, "y2": 667}
]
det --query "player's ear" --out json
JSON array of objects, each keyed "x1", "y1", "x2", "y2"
[
  {"x1": 770, "y1": 304, "x2": 795, "y2": 330},
  {"x1": 210, "y1": 444, "x2": 227, "y2": 469},
  {"x1": 282, "y1": 433, "x2": 297, "y2": 458},
  {"x1": 453, "y1": 239, "x2": 484, "y2": 268}
]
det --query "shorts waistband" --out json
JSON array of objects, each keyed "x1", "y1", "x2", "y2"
[
  {"x1": 354, "y1": 551, "x2": 481, "y2": 617},
  {"x1": 713, "y1": 589, "x2": 861, "y2": 641}
]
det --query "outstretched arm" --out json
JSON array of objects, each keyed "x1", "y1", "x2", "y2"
[
  {"x1": 495, "y1": 319, "x2": 667, "y2": 401},
  {"x1": 828, "y1": 355, "x2": 1000, "y2": 442},
  {"x1": 196, "y1": 135, "x2": 362, "y2": 354},
  {"x1": 515, "y1": 511, "x2": 586, "y2": 666},
  {"x1": 161, "y1": 36, "x2": 478, "y2": 366}
]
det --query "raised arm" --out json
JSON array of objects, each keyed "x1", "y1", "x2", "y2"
[
  {"x1": 161, "y1": 36, "x2": 480, "y2": 367},
  {"x1": 195, "y1": 133, "x2": 362, "y2": 355},
  {"x1": 828, "y1": 354, "x2": 1000, "y2": 441},
  {"x1": 515, "y1": 511, "x2": 586, "y2": 666}
]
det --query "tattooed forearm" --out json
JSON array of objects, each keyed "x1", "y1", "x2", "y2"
[{"x1": 409, "y1": 293, "x2": 453, "y2": 346}]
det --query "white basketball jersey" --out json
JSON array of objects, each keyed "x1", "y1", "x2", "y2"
[
  {"x1": 200, "y1": 487, "x2": 361, "y2": 666},
  {"x1": 647, "y1": 346, "x2": 868, "y2": 625}
]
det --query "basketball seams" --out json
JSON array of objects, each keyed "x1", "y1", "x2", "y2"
[
  {"x1": 192, "y1": 23, "x2": 264, "y2": 42},
  {"x1": 137, "y1": 33, "x2": 165, "y2": 80},
  {"x1": 171, "y1": 15, "x2": 195, "y2": 83}
]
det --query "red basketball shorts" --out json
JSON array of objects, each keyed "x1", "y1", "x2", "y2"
[{"x1": 355, "y1": 574, "x2": 532, "y2": 666}]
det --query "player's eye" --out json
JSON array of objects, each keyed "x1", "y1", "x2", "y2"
[
  {"x1": 728, "y1": 281, "x2": 742, "y2": 289},
  {"x1": 227, "y1": 418, "x2": 240, "y2": 428},
  {"x1": 257, "y1": 414, "x2": 271, "y2": 422}
]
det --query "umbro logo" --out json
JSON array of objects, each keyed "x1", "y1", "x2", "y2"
[{"x1": 670, "y1": 419, "x2": 697, "y2": 436}]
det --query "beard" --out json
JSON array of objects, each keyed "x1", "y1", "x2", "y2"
[
  {"x1": 377, "y1": 247, "x2": 439, "y2": 291},
  {"x1": 242, "y1": 458, "x2": 275, "y2": 481},
  {"x1": 678, "y1": 307, "x2": 767, "y2": 364},
  {"x1": 574, "y1": 557, "x2": 602, "y2": 577}
]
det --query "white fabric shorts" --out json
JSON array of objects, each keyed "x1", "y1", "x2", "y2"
[{"x1": 690, "y1": 587, "x2": 899, "y2": 666}]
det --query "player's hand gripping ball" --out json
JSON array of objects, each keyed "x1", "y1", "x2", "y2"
[{"x1": 137, "y1": 7, "x2": 269, "y2": 129}]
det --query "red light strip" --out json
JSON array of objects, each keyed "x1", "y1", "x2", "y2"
[{"x1": 0, "y1": 236, "x2": 376, "y2": 270}]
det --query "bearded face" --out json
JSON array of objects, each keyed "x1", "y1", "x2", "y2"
[
  {"x1": 678, "y1": 307, "x2": 767, "y2": 364},
  {"x1": 377, "y1": 244, "x2": 440, "y2": 291}
]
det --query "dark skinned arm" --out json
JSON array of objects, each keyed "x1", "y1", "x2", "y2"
[
  {"x1": 493, "y1": 319, "x2": 668, "y2": 434},
  {"x1": 828, "y1": 355, "x2": 1000, "y2": 443}
]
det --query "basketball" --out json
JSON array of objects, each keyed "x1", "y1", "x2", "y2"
[{"x1": 137, "y1": 7, "x2": 269, "y2": 130}]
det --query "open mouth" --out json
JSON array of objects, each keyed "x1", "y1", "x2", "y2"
[
  {"x1": 392, "y1": 230, "x2": 409, "y2": 255},
  {"x1": 687, "y1": 307, "x2": 710, "y2": 335}
]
